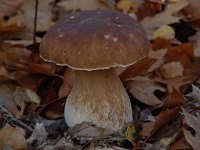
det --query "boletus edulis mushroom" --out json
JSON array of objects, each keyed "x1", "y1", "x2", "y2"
[{"x1": 39, "y1": 9, "x2": 150, "y2": 131}]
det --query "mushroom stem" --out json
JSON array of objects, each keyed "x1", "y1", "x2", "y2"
[{"x1": 64, "y1": 68, "x2": 133, "y2": 131}]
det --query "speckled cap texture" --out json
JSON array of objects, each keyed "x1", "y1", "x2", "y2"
[{"x1": 39, "y1": 9, "x2": 150, "y2": 71}]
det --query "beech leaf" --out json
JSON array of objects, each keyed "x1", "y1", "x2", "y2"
[
  {"x1": 58, "y1": 0, "x2": 108, "y2": 11},
  {"x1": 127, "y1": 76, "x2": 165, "y2": 106},
  {"x1": 182, "y1": 108, "x2": 200, "y2": 150},
  {"x1": 0, "y1": 124, "x2": 27, "y2": 149},
  {"x1": 141, "y1": 0, "x2": 189, "y2": 31}
]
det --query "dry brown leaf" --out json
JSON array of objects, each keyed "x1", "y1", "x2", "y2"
[
  {"x1": 44, "y1": 98, "x2": 65, "y2": 119},
  {"x1": 140, "y1": 122, "x2": 154, "y2": 138},
  {"x1": 0, "y1": 15, "x2": 23, "y2": 32},
  {"x1": 58, "y1": 68, "x2": 74, "y2": 98},
  {"x1": 127, "y1": 76, "x2": 165, "y2": 106},
  {"x1": 151, "y1": 39, "x2": 195, "y2": 66},
  {"x1": 69, "y1": 122, "x2": 111, "y2": 142},
  {"x1": 0, "y1": 0, "x2": 25, "y2": 16},
  {"x1": 0, "y1": 86, "x2": 40, "y2": 118},
  {"x1": 171, "y1": 136, "x2": 192, "y2": 150},
  {"x1": 136, "y1": 1, "x2": 162, "y2": 21},
  {"x1": 182, "y1": 108, "x2": 200, "y2": 150},
  {"x1": 0, "y1": 124, "x2": 27, "y2": 149},
  {"x1": 0, "y1": 41, "x2": 31, "y2": 64},
  {"x1": 163, "y1": 88, "x2": 185, "y2": 107},
  {"x1": 155, "y1": 74, "x2": 194, "y2": 93},
  {"x1": 38, "y1": 77, "x2": 62, "y2": 106},
  {"x1": 58, "y1": 0, "x2": 108, "y2": 12},
  {"x1": 141, "y1": 0, "x2": 189, "y2": 31},
  {"x1": 150, "y1": 107, "x2": 180, "y2": 136},
  {"x1": 119, "y1": 48, "x2": 166, "y2": 83},
  {"x1": 95, "y1": 146, "x2": 129, "y2": 150},
  {"x1": 16, "y1": 74, "x2": 45, "y2": 91},
  {"x1": 183, "y1": 0, "x2": 200, "y2": 21},
  {"x1": 27, "y1": 62, "x2": 57, "y2": 76},
  {"x1": 147, "y1": 48, "x2": 167, "y2": 73},
  {"x1": 119, "y1": 57, "x2": 156, "y2": 84},
  {"x1": 0, "y1": 83, "x2": 21, "y2": 118}
]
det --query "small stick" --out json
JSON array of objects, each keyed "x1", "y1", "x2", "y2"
[
  {"x1": 0, "y1": 105, "x2": 33, "y2": 134},
  {"x1": 33, "y1": 0, "x2": 38, "y2": 47}
]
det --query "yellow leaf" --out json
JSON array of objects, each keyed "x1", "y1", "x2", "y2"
[
  {"x1": 117, "y1": 0, "x2": 132, "y2": 13},
  {"x1": 160, "y1": 61, "x2": 184, "y2": 78},
  {"x1": 153, "y1": 25, "x2": 175, "y2": 40},
  {"x1": 125, "y1": 124, "x2": 137, "y2": 145}
]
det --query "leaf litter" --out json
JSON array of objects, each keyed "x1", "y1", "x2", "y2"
[{"x1": 0, "y1": 0, "x2": 200, "y2": 149}]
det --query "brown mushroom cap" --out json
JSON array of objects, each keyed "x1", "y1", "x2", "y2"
[{"x1": 39, "y1": 9, "x2": 150, "y2": 70}]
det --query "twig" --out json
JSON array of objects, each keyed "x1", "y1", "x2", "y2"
[
  {"x1": 0, "y1": 105, "x2": 33, "y2": 134},
  {"x1": 33, "y1": 0, "x2": 38, "y2": 47}
]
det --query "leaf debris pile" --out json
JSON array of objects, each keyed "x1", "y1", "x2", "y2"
[{"x1": 0, "y1": 0, "x2": 200, "y2": 149}]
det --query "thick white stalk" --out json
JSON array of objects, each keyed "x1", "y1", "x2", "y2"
[{"x1": 64, "y1": 68, "x2": 133, "y2": 131}]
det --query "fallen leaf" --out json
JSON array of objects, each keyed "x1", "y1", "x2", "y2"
[
  {"x1": 0, "y1": 15, "x2": 23, "y2": 32},
  {"x1": 37, "y1": 77, "x2": 62, "y2": 106},
  {"x1": 189, "y1": 32, "x2": 200, "y2": 57},
  {"x1": 27, "y1": 123, "x2": 48, "y2": 146},
  {"x1": 139, "y1": 109, "x2": 155, "y2": 122},
  {"x1": 182, "y1": 108, "x2": 200, "y2": 150},
  {"x1": 147, "y1": 48, "x2": 167, "y2": 73},
  {"x1": 14, "y1": 87, "x2": 41, "y2": 104},
  {"x1": 0, "y1": 83, "x2": 29, "y2": 119},
  {"x1": 170, "y1": 136, "x2": 192, "y2": 150},
  {"x1": 27, "y1": 62, "x2": 57, "y2": 76},
  {"x1": 17, "y1": 0, "x2": 54, "y2": 40},
  {"x1": 150, "y1": 107, "x2": 180, "y2": 136},
  {"x1": 58, "y1": 68, "x2": 74, "y2": 98},
  {"x1": 152, "y1": 24, "x2": 175, "y2": 40},
  {"x1": 140, "y1": 122, "x2": 154, "y2": 138},
  {"x1": 0, "y1": 41, "x2": 31, "y2": 65},
  {"x1": 159, "y1": 137, "x2": 172, "y2": 149},
  {"x1": 95, "y1": 146, "x2": 129, "y2": 150},
  {"x1": 141, "y1": 0, "x2": 189, "y2": 32},
  {"x1": 140, "y1": 107, "x2": 180, "y2": 138},
  {"x1": 44, "y1": 99, "x2": 65, "y2": 119},
  {"x1": 136, "y1": 1, "x2": 162, "y2": 21},
  {"x1": 125, "y1": 124, "x2": 137, "y2": 145},
  {"x1": 119, "y1": 56, "x2": 156, "y2": 84},
  {"x1": 127, "y1": 76, "x2": 165, "y2": 106},
  {"x1": 159, "y1": 61, "x2": 184, "y2": 78},
  {"x1": 0, "y1": 124, "x2": 27, "y2": 149},
  {"x1": 185, "y1": 84, "x2": 200, "y2": 104},
  {"x1": 163, "y1": 88, "x2": 185, "y2": 107},
  {"x1": 58, "y1": 0, "x2": 108, "y2": 12},
  {"x1": 22, "y1": 0, "x2": 53, "y2": 31},
  {"x1": 155, "y1": 74, "x2": 194, "y2": 93},
  {"x1": 152, "y1": 36, "x2": 196, "y2": 66},
  {"x1": 3, "y1": 86, "x2": 40, "y2": 119},
  {"x1": 116, "y1": 0, "x2": 132, "y2": 13},
  {"x1": 0, "y1": 0, "x2": 25, "y2": 16},
  {"x1": 183, "y1": 0, "x2": 200, "y2": 21},
  {"x1": 69, "y1": 122, "x2": 111, "y2": 144}
]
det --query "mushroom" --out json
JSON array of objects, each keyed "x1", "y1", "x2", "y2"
[{"x1": 39, "y1": 10, "x2": 150, "y2": 131}]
